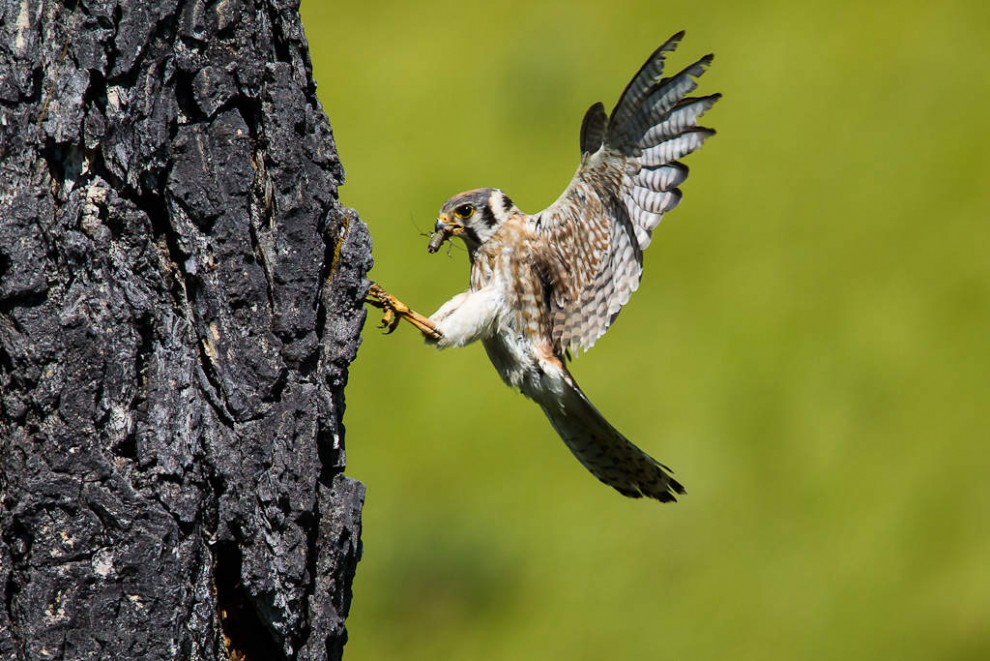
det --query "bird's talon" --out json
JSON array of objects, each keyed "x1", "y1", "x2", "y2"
[
  {"x1": 364, "y1": 282, "x2": 440, "y2": 339},
  {"x1": 367, "y1": 285, "x2": 400, "y2": 334},
  {"x1": 378, "y1": 306, "x2": 400, "y2": 334}
]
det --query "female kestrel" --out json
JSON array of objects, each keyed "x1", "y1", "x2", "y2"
[{"x1": 368, "y1": 32, "x2": 718, "y2": 502}]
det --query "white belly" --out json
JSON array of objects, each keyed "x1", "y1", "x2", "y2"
[{"x1": 482, "y1": 333, "x2": 569, "y2": 407}]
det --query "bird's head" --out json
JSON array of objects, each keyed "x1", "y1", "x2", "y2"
[{"x1": 428, "y1": 188, "x2": 517, "y2": 254}]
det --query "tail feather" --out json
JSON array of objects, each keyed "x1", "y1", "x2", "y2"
[{"x1": 539, "y1": 374, "x2": 685, "y2": 503}]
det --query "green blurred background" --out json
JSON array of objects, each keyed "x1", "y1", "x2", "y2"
[{"x1": 301, "y1": 1, "x2": 989, "y2": 659}]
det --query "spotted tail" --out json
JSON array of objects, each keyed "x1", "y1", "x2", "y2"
[{"x1": 539, "y1": 373, "x2": 685, "y2": 503}]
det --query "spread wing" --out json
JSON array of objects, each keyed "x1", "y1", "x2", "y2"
[{"x1": 531, "y1": 32, "x2": 719, "y2": 355}]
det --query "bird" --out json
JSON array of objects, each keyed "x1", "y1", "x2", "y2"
[{"x1": 366, "y1": 31, "x2": 718, "y2": 502}]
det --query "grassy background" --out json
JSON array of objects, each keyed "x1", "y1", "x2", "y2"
[{"x1": 300, "y1": 1, "x2": 990, "y2": 659}]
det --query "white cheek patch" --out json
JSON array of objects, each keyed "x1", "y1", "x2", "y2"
[{"x1": 488, "y1": 189, "x2": 514, "y2": 225}]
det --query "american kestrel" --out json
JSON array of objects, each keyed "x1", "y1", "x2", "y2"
[{"x1": 367, "y1": 32, "x2": 718, "y2": 502}]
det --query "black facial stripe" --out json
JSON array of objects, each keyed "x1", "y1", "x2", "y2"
[
  {"x1": 480, "y1": 204, "x2": 497, "y2": 228},
  {"x1": 463, "y1": 226, "x2": 481, "y2": 244},
  {"x1": 501, "y1": 194, "x2": 514, "y2": 213}
]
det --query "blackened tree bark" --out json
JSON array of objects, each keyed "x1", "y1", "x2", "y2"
[{"x1": 0, "y1": 1, "x2": 367, "y2": 658}]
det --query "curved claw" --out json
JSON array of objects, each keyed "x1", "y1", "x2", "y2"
[
  {"x1": 378, "y1": 303, "x2": 400, "y2": 334},
  {"x1": 365, "y1": 283, "x2": 400, "y2": 334}
]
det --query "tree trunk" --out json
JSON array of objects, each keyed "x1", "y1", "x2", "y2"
[{"x1": 0, "y1": 1, "x2": 367, "y2": 658}]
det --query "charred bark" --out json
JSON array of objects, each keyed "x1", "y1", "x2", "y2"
[{"x1": 0, "y1": 1, "x2": 367, "y2": 658}]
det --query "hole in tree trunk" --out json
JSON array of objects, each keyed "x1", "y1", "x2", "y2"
[{"x1": 215, "y1": 541, "x2": 286, "y2": 660}]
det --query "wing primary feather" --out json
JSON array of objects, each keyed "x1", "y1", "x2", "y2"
[
  {"x1": 639, "y1": 93, "x2": 721, "y2": 147},
  {"x1": 639, "y1": 127, "x2": 715, "y2": 167},
  {"x1": 634, "y1": 162, "x2": 689, "y2": 191},
  {"x1": 609, "y1": 31, "x2": 686, "y2": 128},
  {"x1": 619, "y1": 55, "x2": 715, "y2": 142}
]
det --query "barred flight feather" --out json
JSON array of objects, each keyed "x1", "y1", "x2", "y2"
[
  {"x1": 640, "y1": 94, "x2": 721, "y2": 147},
  {"x1": 609, "y1": 31, "x2": 685, "y2": 129},
  {"x1": 634, "y1": 163, "x2": 689, "y2": 191},
  {"x1": 640, "y1": 128, "x2": 714, "y2": 167},
  {"x1": 622, "y1": 56, "x2": 714, "y2": 140}
]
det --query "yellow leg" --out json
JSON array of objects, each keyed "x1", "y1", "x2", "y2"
[{"x1": 365, "y1": 282, "x2": 442, "y2": 342}]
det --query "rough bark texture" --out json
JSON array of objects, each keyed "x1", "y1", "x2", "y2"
[{"x1": 0, "y1": 1, "x2": 368, "y2": 658}]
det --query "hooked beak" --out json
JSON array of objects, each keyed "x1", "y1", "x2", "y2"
[{"x1": 427, "y1": 213, "x2": 464, "y2": 253}]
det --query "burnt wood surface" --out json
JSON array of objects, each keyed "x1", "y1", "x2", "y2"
[{"x1": 0, "y1": 1, "x2": 368, "y2": 658}]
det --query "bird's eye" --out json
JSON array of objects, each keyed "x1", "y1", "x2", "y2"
[{"x1": 453, "y1": 204, "x2": 475, "y2": 220}]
